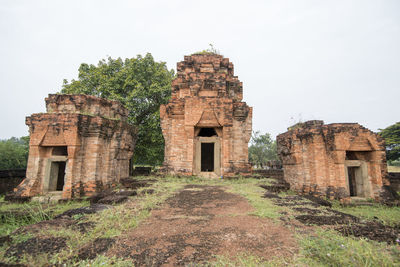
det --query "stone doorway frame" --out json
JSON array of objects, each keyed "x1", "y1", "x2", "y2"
[
  {"x1": 43, "y1": 156, "x2": 67, "y2": 193},
  {"x1": 344, "y1": 160, "x2": 371, "y2": 198},
  {"x1": 194, "y1": 137, "x2": 221, "y2": 177}
]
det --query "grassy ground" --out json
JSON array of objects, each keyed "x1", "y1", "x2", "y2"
[
  {"x1": 0, "y1": 196, "x2": 89, "y2": 236},
  {"x1": 388, "y1": 165, "x2": 400, "y2": 173},
  {"x1": 1, "y1": 176, "x2": 400, "y2": 266},
  {"x1": 332, "y1": 201, "x2": 400, "y2": 226},
  {"x1": 0, "y1": 177, "x2": 183, "y2": 266}
]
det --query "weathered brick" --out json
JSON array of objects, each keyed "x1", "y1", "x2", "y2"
[
  {"x1": 14, "y1": 94, "x2": 136, "y2": 199},
  {"x1": 277, "y1": 120, "x2": 391, "y2": 201},
  {"x1": 160, "y1": 54, "x2": 252, "y2": 177}
]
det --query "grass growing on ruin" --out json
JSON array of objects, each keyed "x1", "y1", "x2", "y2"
[
  {"x1": 332, "y1": 202, "x2": 400, "y2": 226},
  {"x1": 297, "y1": 229, "x2": 400, "y2": 266}
]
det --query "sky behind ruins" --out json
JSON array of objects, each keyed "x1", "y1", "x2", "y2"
[{"x1": 0, "y1": 0, "x2": 399, "y2": 139}]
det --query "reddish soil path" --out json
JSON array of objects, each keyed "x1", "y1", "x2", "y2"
[{"x1": 108, "y1": 185, "x2": 298, "y2": 266}]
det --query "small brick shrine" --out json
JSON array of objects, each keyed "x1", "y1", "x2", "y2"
[
  {"x1": 277, "y1": 120, "x2": 391, "y2": 201},
  {"x1": 14, "y1": 94, "x2": 136, "y2": 199},
  {"x1": 160, "y1": 54, "x2": 252, "y2": 177}
]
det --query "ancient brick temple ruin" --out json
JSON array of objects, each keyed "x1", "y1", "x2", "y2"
[
  {"x1": 160, "y1": 54, "x2": 252, "y2": 177},
  {"x1": 14, "y1": 94, "x2": 135, "y2": 199},
  {"x1": 277, "y1": 120, "x2": 392, "y2": 201}
]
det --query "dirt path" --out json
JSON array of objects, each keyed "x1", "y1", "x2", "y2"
[{"x1": 108, "y1": 184, "x2": 298, "y2": 266}]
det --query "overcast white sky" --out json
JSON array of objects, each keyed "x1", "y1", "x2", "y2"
[{"x1": 0, "y1": 0, "x2": 399, "y2": 139}]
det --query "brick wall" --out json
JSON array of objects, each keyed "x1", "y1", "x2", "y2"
[
  {"x1": 14, "y1": 94, "x2": 136, "y2": 199},
  {"x1": 277, "y1": 120, "x2": 392, "y2": 202},
  {"x1": 160, "y1": 54, "x2": 252, "y2": 177},
  {"x1": 253, "y1": 169, "x2": 284, "y2": 179}
]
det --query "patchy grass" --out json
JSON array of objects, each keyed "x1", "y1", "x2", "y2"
[
  {"x1": 212, "y1": 253, "x2": 290, "y2": 266},
  {"x1": 77, "y1": 255, "x2": 134, "y2": 267},
  {"x1": 2, "y1": 176, "x2": 400, "y2": 266},
  {"x1": 298, "y1": 229, "x2": 400, "y2": 266},
  {"x1": 332, "y1": 202, "x2": 400, "y2": 226},
  {"x1": 0, "y1": 197, "x2": 89, "y2": 236},
  {"x1": 0, "y1": 176, "x2": 183, "y2": 266},
  {"x1": 226, "y1": 178, "x2": 284, "y2": 219}
]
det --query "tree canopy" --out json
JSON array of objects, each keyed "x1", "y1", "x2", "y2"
[
  {"x1": 61, "y1": 53, "x2": 175, "y2": 165},
  {"x1": 248, "y1": 131, "x2": 278, "y2": 169},
  {"x1": 0, "y1": 136, "x2": 29, "y2": 170},
  {"x1": 379, "y1": 122, "x2": 400, "y2": 163}
]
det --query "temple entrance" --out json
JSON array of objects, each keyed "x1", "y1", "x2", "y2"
[
  {"x1": 201, "y1": 143, "x2": 214, "y2": 172},
  {"x1": 49, "y1": 161, "x2": 66, "y2": 191},
  {"x1": 347, "y1": 166, "x2": 358, "y2": 196},
  {"x1": 43, "y1": 146, "x2": 68, "y2": 194},
  {"x1": 194, "y1": 127, "x2": 221, "y2": 177},
  {"x1": 345, "y1": 157, "x2": 371, "y2": 198}
]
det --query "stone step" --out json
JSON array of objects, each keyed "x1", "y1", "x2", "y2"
[
  {"x1": 32, "y1": 191, "x2": 63, "y2": 203},
  {"x1": 349, "y1": 197, "x2": 374, "y2": 206}
]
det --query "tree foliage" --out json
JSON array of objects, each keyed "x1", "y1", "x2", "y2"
[
  {"x1": 61, "y1": 53, "x2": 175, "y2": 165},
  {"x1": 248, "y1": 131, "x2": 278, "y2": 169},
  {"x1": 133, "y1": 111, "x2": 165, "y2": 166},
  {"x1": 0, "y1": 136, "x2": 29, "y2": 170},
  {"x1": 379, "y1": 122, "x2": 400, "y2": 163}
]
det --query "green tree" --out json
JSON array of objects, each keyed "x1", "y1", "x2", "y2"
[
  {"x1": 379, "y1": 122, "x2": 400, "y2": 163},
  {"x1": 0, "y1": 136, "x2": 30, "y2": 170},
  {"x1": 248, "y1": 131, "x2": 278, "y2": 169},
  {"x1": 133, "y1": 111, "x2": 165, "y2": 166},
  {"x1": 61, "y1": 53, "x2": 175, "y2": 165}
]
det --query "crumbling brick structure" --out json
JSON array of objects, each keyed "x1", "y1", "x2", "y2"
[
  {"x1": 277, "y1": 120, "x2": 391, "y2": 201},
  {"x1": 160, "y1": 54, "x2": 252, "y2": 177},
  {"x1": 14, "y1": 94, "x2": 136, "y2": 199}
]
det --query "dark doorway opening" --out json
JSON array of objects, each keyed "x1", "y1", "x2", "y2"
[
  {"x1": 198, "y1": 128, "x2": 217, "y2": 137},
  {"x1": 56, "y1": 161, "x2": 66, "y2": 191},
  {"x1": 201, "y1": 143, "x2": 214, "y2": 172},
  {"x1": 346, "y1": 151, "x2": 358, "y2": 160},
  {"x1": 348, "y1": 167, "x2": 357, "y2": 196},
  {"x1": 49, "y1": 161, "x2": 66, "y2": 191},
  {"x1": 52, "y1": 146, "x2": 68, "y2": 156}
]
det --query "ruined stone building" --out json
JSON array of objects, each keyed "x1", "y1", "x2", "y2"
[
  {"x1": 277, "y1": 120, "x2": 391, "y2": 201},
  {"x1": 160, "y1": 54, "x2": 252, "y2": 177},
  {"x1": 14, "y1": 94, "x2": 135, "y2": 199}
]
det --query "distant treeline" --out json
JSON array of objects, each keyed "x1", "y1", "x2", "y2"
[{"x1": 0, "y1": 136, "x2": 29, "y2": 170}]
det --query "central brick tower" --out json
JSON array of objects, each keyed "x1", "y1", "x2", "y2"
[{"x1": 160, "y1": 54, "x2": 252, "y2": 177}]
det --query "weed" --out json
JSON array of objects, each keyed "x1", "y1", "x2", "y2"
[
  {"x1": 58, "y1": 177, "x2": 184, "y2": 264},
  {"x1": 298, "y1": 229, "x2": 400, "y2": 266},
  {"x1": 2, "y1": 176, "x2": 400, "y2": 266},
  {"x1": 0, "y1": 200, "x2": 89, "y2": 236},
  {"x1": 332, "y1": 202, "x2": 400, "y2": 226},
  {"x1": 192, "y1": 44, "x2": 221, "y2": 56},
  {"x1": 212, "y1": 253, "x2": 290, "y2": 266},
  {"x1": 10, "y1": 232, "x2": 34, "y2": 244},
  {"x1": 77, "y1": 255, "x2": 134, "y2": 267},
  {"x1": 226, "y1": 178, "x2": 284, "y2": 219}
]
